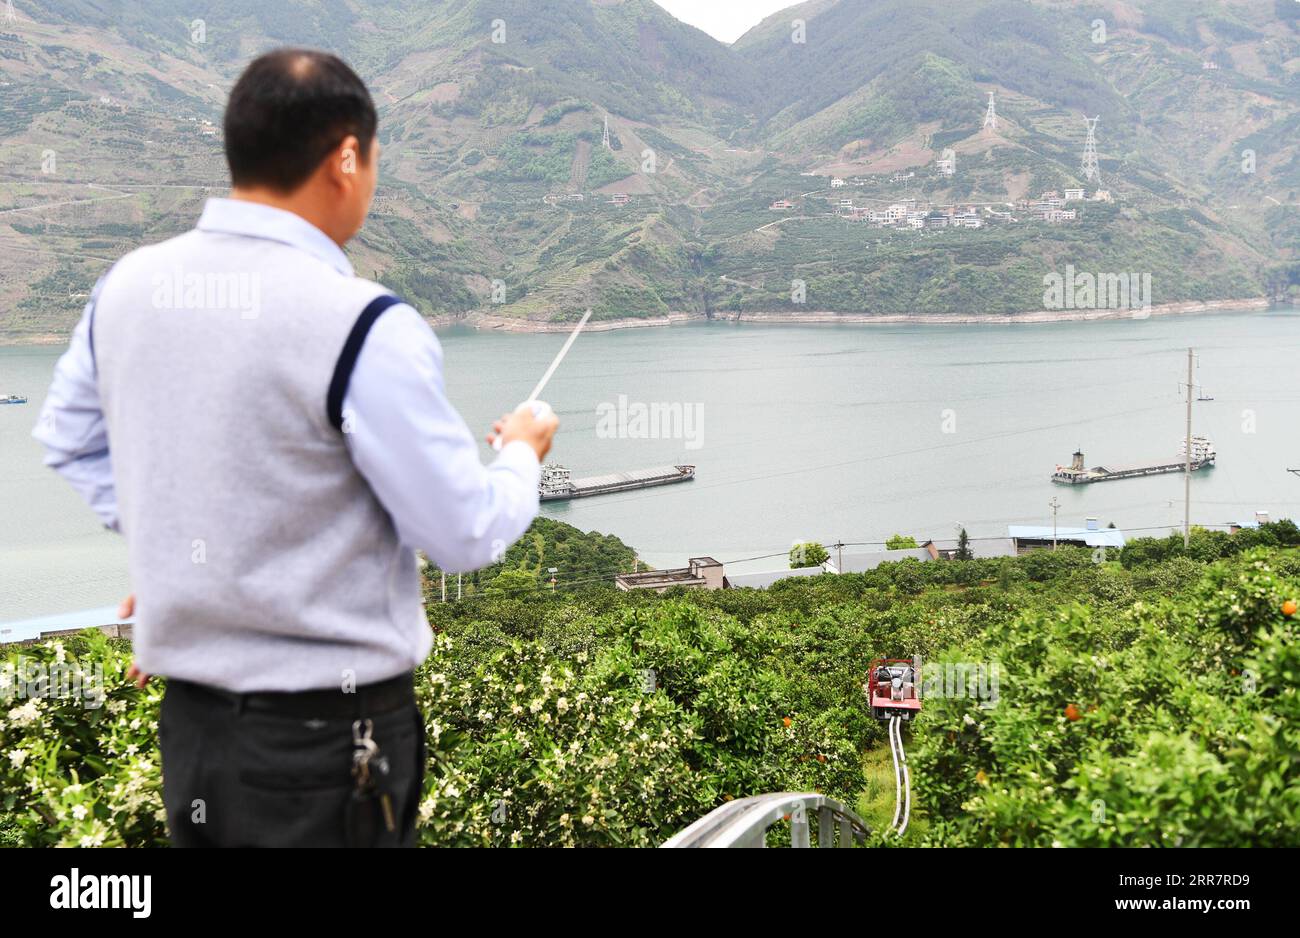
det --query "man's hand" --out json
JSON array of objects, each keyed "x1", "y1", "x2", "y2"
[
  {"x1": 487, "y1": 404, "x2": 559, "y2": 462},
  {"x1": 117, "y1": 593, "x2": 150, "y2": 687}
]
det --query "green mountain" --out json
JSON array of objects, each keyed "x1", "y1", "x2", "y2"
[{"x1": 0, "y1": 0, "x2": 1297, "y2": 341}]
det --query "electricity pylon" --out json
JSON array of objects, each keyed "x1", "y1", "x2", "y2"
[
  {"x1": 1081, "y1": 116, "x2": 1102, "y2": 184},
  {"x1": 983, "y1": 91, "x2": 997, "y2": 131}
]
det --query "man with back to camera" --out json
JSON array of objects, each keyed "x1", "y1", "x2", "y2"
[{"x1": 32, "y1": 48, "x2": 559, "y2": 847}]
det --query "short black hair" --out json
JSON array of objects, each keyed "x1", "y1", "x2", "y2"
[{"x1": 223, "y1": 48, "x2": 377, "y2": 193}]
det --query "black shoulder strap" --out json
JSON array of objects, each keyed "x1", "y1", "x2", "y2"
[{"x1": 327, "y1": 294, "x2": 404, "y2": 432}]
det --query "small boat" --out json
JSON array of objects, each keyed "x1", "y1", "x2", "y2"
[{"x1": 1, "y1": 394, "x2": 29, "y2": 405}]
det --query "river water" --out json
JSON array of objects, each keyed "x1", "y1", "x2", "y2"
[{"x1": 2, "y1": 307, "x2": 1298, "y2": 624}]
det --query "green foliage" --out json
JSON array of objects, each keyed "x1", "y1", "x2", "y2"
[
  {"x1": 956, "y1": 528, "x2": 972, "y2": 561},
  {"x1": 885, "y1": 534, "x2": 919, "y2": 550},
  {"x1": 4, "y1": 526, "x2": 1298, "y2": 847},
  {"x1": 790, "y1": 541, "x2": 830, "y2": 568},
  {"x1": 540, "y1": 100, "x2": 590, "y2": 126},
  {"x1": 424, "y1": 601, "x2": 864, "y2": 846},
  {"x1": 426, "y1": 517, "x2": 638, "y2": 599},
  {"x1": 909, "y1": 549, "x2": 1300, "y2": 846},
  {"x1": 490, "y1": 131, "x2": 587, "y2": 185},
  {"x1": 1, "y1": 632, "x2": 167, "y2": 847},
  {"x1": 1120, "y1": 521, "x2": 1300, "y2": 569}
]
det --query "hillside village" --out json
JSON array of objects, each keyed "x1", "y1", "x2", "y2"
[
  {"x1": 540, "y1": 179, "x2": 1114, "y2": 236},
  {"x1": 773, "y1": 184, "x2": 1114, "y2": 231}
]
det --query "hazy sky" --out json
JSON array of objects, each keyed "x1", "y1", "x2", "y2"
[{"x1": 652, "y1": 0, "x2": 797, "y2": 43}]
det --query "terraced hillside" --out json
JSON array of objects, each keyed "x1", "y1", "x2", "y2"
[{"x1": 0, "y1": 0, "x2": 1296, "y2": 340}]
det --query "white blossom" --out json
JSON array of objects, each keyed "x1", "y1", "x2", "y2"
[{"x1": 8, "y1": 700, "x2": 39, "y2": 727}]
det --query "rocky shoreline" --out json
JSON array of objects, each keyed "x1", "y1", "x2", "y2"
[
  {"x1": 452, "y1": 297, "x2": 1273, "y2": 333},
  {"x1": 1, "y1": 298, "x2": 1278, "y2": 345}
]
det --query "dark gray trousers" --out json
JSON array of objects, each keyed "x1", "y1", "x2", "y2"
[{"x1": 158, "y1": 674, "x2": 425, "y2": 847}]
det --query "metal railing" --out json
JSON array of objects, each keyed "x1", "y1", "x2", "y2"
[{"x1": 660, "y1": 793, "x2": 870, "y2": 848}]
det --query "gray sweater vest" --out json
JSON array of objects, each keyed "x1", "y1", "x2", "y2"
[{"x1": 91, "y1": 229, "x2": 432, "y2": 692}]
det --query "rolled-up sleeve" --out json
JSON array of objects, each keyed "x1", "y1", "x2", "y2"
[
  {"x1": 32, "y1": 298, "x2": 119, "y2": 531},
  {"x1": 342, "y1": 303, "x2": 540, "y2": 573}
]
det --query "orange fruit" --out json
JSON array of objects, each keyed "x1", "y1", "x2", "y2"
[
  {"x1": 1064, "y1": 703, "x2": 1082, "y2": 722},
  {"x1": 782, "y1": 717, "x2": 792, "y2": 728},
  {"x1": 1283, "y1": 600, "x2": 1297, "y2": 617},
  {"x1": 816, "y1": 754, "x2": 826, "y2": 763}
]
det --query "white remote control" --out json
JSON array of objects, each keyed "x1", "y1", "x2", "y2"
[{"x1": 492, "y1": 399, "x2": 554, "y2": 452}]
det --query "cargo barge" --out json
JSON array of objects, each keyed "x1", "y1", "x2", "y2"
[
  {"x1": 1052, "y1": 438, "x2": 1215, "y2": 485},
  {"x1": 539, "y1": 464, "x2": 695, "y2": 501}
]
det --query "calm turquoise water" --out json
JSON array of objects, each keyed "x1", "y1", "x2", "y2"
[{"x1": 3, "y1": 307, "x2": 1298, "y2": 622}]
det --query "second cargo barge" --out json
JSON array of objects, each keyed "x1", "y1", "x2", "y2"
[
  {"x1": 1052, "y1": 437, "x2": 1216, "y2": 485},
  {"x1": 540, "y1": 464, "x2": 695, "y2": 501}
]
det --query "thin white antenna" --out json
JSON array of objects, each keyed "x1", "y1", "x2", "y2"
[
  {"x1": 528, "y1": 308, "x2": 592, "y2": 403},
  {"x1": 491, "y1": 309, "x2": 592, "y2": 452}
]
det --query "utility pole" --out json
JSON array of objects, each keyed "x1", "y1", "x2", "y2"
[
  {"x1": 440, "y1": 571, "x2": 446, "y2": 603},
  {"x1": 457, "y1": 572, "x2": 462, "y2": 601},
  {"x1": 1184, "y1": 347, "x2": 1194, "y2": 548},
  {"x1": 1048, "y1": 496, "x2": 1060, "y2": 550}
]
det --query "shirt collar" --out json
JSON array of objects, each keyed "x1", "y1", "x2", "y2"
[{"x1": 196, "y1": 198, "x2": 354, "y2": 276}]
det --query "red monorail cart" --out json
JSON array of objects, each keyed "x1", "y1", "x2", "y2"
[{"x1": 868, "y1": 658, "x2": 921, "y2": 722}]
